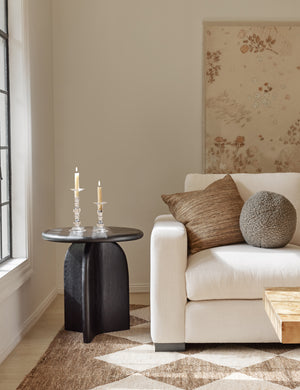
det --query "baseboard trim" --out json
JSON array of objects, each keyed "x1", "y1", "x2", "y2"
[
  {"x1": 0, "y1": 288, "x2": 57, "y2": 364},
  {"x1": 129, "y1": 283, "x2": 150, "y2": 293},
  {"x1": 57, "y1": 287, "x2": 64, "y2": 295},
  {"x1": 57, "y1": 283, "x2": 150, "y2": 295}
]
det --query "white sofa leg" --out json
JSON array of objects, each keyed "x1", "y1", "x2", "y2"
[{"x1": 155, "y1": 343, "x2": 186, "y2": 352}]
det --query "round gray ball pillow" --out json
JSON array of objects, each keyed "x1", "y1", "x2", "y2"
[{"x1": 239, "y1": 191, "x2": 297, "y2": 248}]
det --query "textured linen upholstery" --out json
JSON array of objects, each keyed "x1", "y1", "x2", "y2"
[
  {"x1": 151, "y1": 173, "x2": 300, "y2": 346},
  {"x1": 150, "y1": 215, "x2": 187, "y2": 343},
  {"x1": 185, "y1": 300, "x2": 278, "y2": 343},
  {"x1": 186, "y1": 243, "x2": 300, "y2": 300}
]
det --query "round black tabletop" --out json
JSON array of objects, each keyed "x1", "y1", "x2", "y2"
[{"x1": 42, "y1": 226, "x2": 143, "y2": 243}]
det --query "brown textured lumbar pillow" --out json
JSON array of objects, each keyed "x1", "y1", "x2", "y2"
[{"x1": 161, "y1": 174, "x2": 244, "y2": 254}]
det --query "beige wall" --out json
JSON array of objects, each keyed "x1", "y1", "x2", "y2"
[
  {"x1": 0, "y1": 0, "x2": 56, "y2": 362},
  {"x1": 26, "y1": 0, "x2": 56, "y2": 300},
  {"x1": 52, "y1": 0, "x2": 300, "y2": 291},
  {"x1": 52, "y1": 0, "x2": 202, "y2": 291}
]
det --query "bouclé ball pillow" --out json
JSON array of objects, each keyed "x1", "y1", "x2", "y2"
[
  {"x1": 161, "y1": 174, "x2": 245, "y2": 254},
  {"x1": 239, "y1": 191, "x2": 297, "y2": 248}
]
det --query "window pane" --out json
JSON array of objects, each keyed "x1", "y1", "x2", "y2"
[
  {"x1": 0, "y1": 93, "x2": 8, "y2": 146},
  {"x1": 0, "y1": 0, "x2": 6, "y2": 33},
  {"x1": 1, "y1": 203, "x2": 10, "y2": 258},
  {"x1": 1, "y1": 148, "x2": 9, "y2": 203},
  {"x1": 0, "y1": 37, "x2": 7, "y2": 91}
]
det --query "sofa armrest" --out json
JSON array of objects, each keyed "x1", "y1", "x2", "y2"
[{"x1": 150, "y1": 214, "x2": 187, "y2": 343}]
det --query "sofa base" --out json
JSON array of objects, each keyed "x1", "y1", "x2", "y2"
[
  {"x1": 155, "y1": 343, "x2": 186, "y2": 352},
  {"x1": 186, "y1": 299, "x2": 279, "y2": 343},
  {"x1": 152, "y1": 300, "x2": 280, "y2": 346}
]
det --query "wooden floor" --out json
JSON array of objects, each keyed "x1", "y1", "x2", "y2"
[{"x1": 0, "y1": 292, "x2": 150, "y2": 390}]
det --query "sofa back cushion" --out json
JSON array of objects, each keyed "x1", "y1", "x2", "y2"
[{"x1": 185, "y1": 173, "x2": 300, "y2": 246}]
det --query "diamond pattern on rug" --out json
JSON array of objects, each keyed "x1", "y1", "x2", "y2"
[
  {"x1": 193, "y1": 373, "x2": 290, "y2": 390},
  {"x1": 108, "y1": 323, "x2": 152, "y2": 344},
  {"x1": 191, "y1": 345, "x2": 276, "y2": 369},
  {"x1": 183, "y1": 344, "x2": 221, "y2": 355},
  {"x1": 17, "y1": 330, "x2": 136, "y2": 390},
  {"x1": 144, "y1": 356, "x2": 235, "y2": 390},
  {"x1": 281, "y1": 347, "x2": 300, "y2": 362},
  {"x1": 17, "y1": 305, "x2": 300, "y2": 390},
  {"x1": 92, "y1": 373, "x2": 182, "y2": 389},
  {"x1": 241, "y1": 355, "x2": 300, "y2": 389},
  {"x1": 130, "y1": 314, "x2": 148, "y2": 327},
  {"x1": 130, "y1": 306, "x2": 150, "y2": 322},
  {"x1": 96, "y1": 344, "x2": 185, "y2": 372},
  {"x1": 249, "y1": 343, "x2": 300, "y2": 356},
  {"x1": 91, "y1": 333, "x2": 141, "y2": 357}
]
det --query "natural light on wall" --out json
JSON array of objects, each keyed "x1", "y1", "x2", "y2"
[{"x1": 0, "y1": 0, "x2": 32, "y2": 303}]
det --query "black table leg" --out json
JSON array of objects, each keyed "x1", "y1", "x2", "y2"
[
  {"x1": 64, "y1": 243, "x2": 85, "y2": 332},
  {"x1": 64, "y1": 241, "x2": 130, "y2": 343}
]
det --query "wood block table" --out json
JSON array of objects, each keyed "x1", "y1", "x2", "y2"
[{"x1": 264, "y1": 287, "x2": 300, "y2": 343}]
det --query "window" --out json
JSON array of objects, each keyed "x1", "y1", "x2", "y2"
[
  {"x1": 0, "y1": 0, "x2": 11, "y2": 263},
  {"x1": 0, "y1": 0, "x2": 32, "y2": 303}
]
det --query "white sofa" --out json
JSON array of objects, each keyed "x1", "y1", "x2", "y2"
[{"x1": 150, "y1": 173, "x2": 300, "y2": 351}]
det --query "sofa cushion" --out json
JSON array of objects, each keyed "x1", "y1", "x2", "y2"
[
  {"x1": 240, "y1": 191, "x2": 297, "y2": 248},
  {"x1": 161, "y1": 174, "x2": 244, "y2": 254},
  {"x1": 185, "y1": 243, "x2": 300, "y2": 300}
]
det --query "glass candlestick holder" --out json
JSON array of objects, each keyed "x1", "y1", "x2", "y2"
[
  {"x1": 70, "y1": 188, "x2": 86, "y2": 233},
  {"x1": 94, "y1": 201, "x2": 108, "y2": 233}
]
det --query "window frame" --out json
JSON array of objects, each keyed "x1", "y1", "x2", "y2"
[
  {"x1": 0, "y1": 0, "x2": 12, "y2": 264},
  {"x1": 0, "y1": 0, "x2": 33, "y2": 305}
]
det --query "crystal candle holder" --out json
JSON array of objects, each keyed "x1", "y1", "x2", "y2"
[
  {"x1": 70, "y1": 188, "x2": 86, "y2": 233},
  {"x1": 94, "y1": 201, "x2": 108, "y2": 233}
]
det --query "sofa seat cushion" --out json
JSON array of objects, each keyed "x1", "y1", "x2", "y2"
[{"x1": 185, "y1": 243, "x2": 300, "y2": 300}]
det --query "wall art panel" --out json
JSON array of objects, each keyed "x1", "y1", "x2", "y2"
[{"x1": 204, "y1": 22, "x2": 300, "y2": 173}]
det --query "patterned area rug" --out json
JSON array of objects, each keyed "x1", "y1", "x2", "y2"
[{"x1": 17, "y1": 305, "x2": 300, "y2": 390}]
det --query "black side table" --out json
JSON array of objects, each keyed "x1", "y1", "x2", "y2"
[{"x1": 42, "y1": 226, "x2": 143, "y2": 343}]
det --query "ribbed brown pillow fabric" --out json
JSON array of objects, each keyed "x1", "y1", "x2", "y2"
[{"x1": 161, "y1": 174, "x2": 245, "y2": 254}]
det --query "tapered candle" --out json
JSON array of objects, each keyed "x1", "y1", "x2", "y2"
[
  {"x1": 74, "y1": 167, "x2": 79, "y2": 197},
  {"x1": 97, "y1": 180, "x2": 102, "y2": 210}
]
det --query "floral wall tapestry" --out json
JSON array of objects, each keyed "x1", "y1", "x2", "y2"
[{"x1": 204, "y1": 23, "x2": 300, "y2": 173}]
